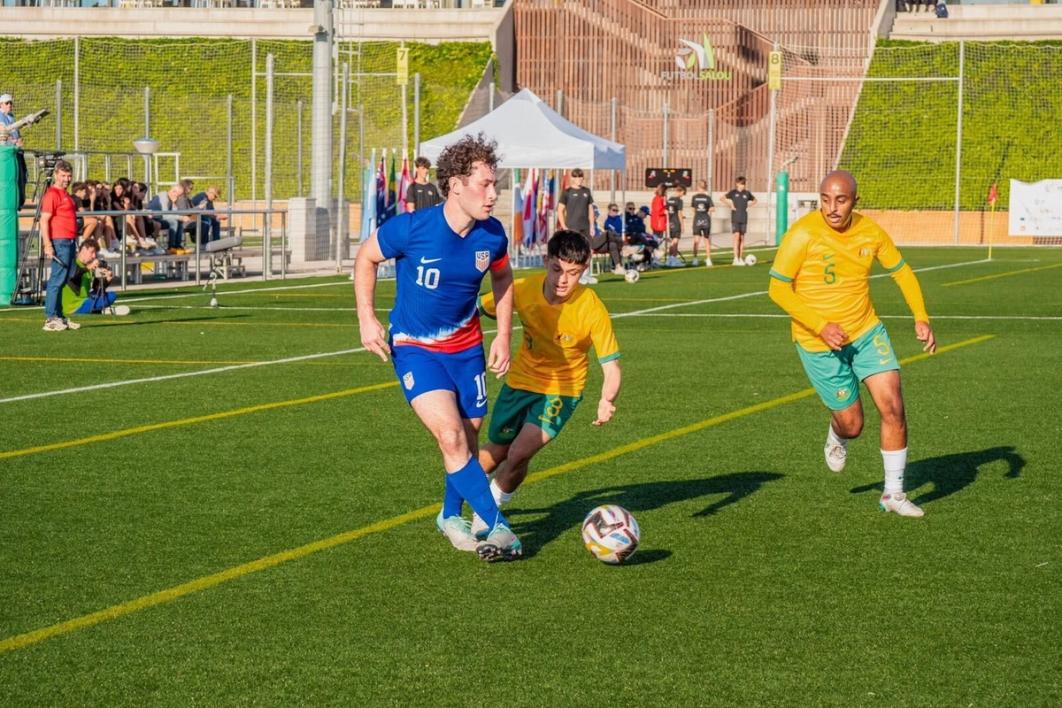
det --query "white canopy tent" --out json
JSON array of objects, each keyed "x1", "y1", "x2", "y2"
[
  {"x1": 419, "y1": 89, "x2": 627, "y2": 270},
  {"x1": 418, "y1": 88, "x2": 625, "y2": 170}
]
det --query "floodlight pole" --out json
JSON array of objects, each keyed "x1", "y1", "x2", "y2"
[
  {"x1": 265, "y1": 53, "x2": 274, "y2": 280},
  {"x1": 297, "y1": 99, "x2": 304, "y2": 197},
  {"x1": 143, "y1": 86, "x2": 151, "y2": 187},
  {"x1": 311, "y1": 1, "x2": 334, "y2": 209},
  {"x1": 953, "y1": 40, "x2": 965, "y2": 246},
  {"x1": 337, "y1": 61, "x2": 350, "y2": 273}
]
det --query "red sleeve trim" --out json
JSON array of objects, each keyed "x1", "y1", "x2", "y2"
[{"x1": 490, "y1": 252, "x2": 510, "y2": 272}]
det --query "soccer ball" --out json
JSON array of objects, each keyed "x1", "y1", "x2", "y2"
[
  {"x1": 624, "y1": 269, "x2": 640, "y2": 284},
  {"x1": 581, "y1": 504, "x2": 640, "y2": 564},
  {"x1": 744, "y1": 253, "x2": 758, "y2": 266}
]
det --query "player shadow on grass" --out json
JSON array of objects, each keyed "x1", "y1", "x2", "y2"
[
  {"x1": 849, "y1": 446, "x2": 1024, "y2": 506},
  {"x1": 509, "y1": 471, "x2": 784, "y2": 560}
]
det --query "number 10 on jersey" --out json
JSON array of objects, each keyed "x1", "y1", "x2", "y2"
[{"x1": 416, "y1": 266, "x2": 440, "y2": 289}]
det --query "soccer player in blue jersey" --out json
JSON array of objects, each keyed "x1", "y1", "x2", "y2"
[{"x1": 355, "y1": 134, "x2": 521, "y2": 561}]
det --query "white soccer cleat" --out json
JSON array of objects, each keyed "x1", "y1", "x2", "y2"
[
  {"x1": 691, "y1": 258, "x2": 700, "y2": 267},
  {"x1": 824, "y1": 442, "x2": 848, "y2": 473},
  {"x1": 470, "y1": 513, "x2": 490, "y2": 540},
  {"x1": 611, "y1": 265, "x2": 626, "y2": 276},
  {"x1": 705, "y1": 259, "x2": 714, "y2": 268},
  {"x1": 61, "y1": 318, "x2": 81, "y2": 330},
  {"x1": 42, "y1": 318, "x2": 67, "y2": 332},
  {"x1": 435, "y1": 511, "x2": 479, "y2": 552},
  {"x1": 476, "y1": 524, "x2": 523, "y2": 562},
  {"x1": 879, "y1": 492, "x2": 925, "y2": 518}
]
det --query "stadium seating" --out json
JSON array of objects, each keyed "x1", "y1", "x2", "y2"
[{"x1": 891, "y1": 3, "x2": 1062, "y2": 41}]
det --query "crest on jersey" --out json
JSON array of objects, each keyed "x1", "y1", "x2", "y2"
[
  {"x1": 403, "y1": 372, "x2": 415, "y2": 390},
  {"x1": 475, "y1": 250, "x2": 490, "y2": 272}
]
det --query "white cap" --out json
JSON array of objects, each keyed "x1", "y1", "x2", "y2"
[{"x1": 0, "y1": 94, "x2": 11, "y2": 104}]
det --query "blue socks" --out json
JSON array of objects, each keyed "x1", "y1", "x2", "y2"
[
  {"x1": 442, "y1": 474, "x2": 464, "y2": 518},
  {"x1": 445, "y1": 457, "x2": 508, "y2": 529}
]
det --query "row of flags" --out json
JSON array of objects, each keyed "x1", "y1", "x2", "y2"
[
  {"x1": 513, "y1": 168, "x2": 557, "y2": 248},
  {"x1": 361, "y1": 148, "x2": 413, "y2": 241},
  {"x1": 359, "y1": 159, "x2": 575, "y2": 245}
]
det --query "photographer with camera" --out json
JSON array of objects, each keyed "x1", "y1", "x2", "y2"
[
  {"x1": 61, "y1": 237, "x2": 130, "y2": 319},
  {"x1": 0, "y1": 94, "x2": 23, "y2": 147},
  {"x1": 40, "y1": 159, "x2": 80, "y2": 332}
]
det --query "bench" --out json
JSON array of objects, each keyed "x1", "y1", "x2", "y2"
[{"x1": 122, "y1": 253, "x2": 195, "y2": 284}]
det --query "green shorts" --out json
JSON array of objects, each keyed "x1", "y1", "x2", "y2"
[
  {"x1": 487, "y1": 384, "x2": 583, "y2": 445},
  {"x1": 796, "y1": 322, "x2": 900, "y2": 411}
]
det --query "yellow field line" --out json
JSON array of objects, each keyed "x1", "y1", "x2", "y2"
[
  {"x1": 0, "y1": 334, "x2": 993, "y2": 654},
  {"x1": 0, "y1": 355, "x2": 355, "y2": 368},
  {"x1": 0, "y1": 381, "x2": 397, "y2": 461},
  {"x1": 941, "y1": 262, "x2": 1062, "y2": 287}
]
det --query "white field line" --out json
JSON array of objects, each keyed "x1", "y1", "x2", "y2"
[
  {"x1": 0, "y1": 347, "x2": 367, "y2": 405},
  {"x1": 0, "y1": 279, "x2": 360, "y2": 319},
  {"x1": 131, "y1": 304, "x2": 382, "y2": 313},
  {"x1": 121, "y1": 279, "x2": 353, "y2": 304},
  {"x1": 0, "y1": 258, "x2": 992, "y2": 405}
]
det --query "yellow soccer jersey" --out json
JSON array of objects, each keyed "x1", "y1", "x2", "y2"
[
  {"x1": 770, "y1": 210, "x2": 923, "y2": 352},
  {"x1": 479, "y1": 274, "x2": 620, "y2": 396}
]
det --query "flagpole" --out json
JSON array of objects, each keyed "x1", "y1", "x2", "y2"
[
  {"x1": 511, "y1": 168, "x2": 518, "y2": 269},
  {"x1": 988, "y1": 202, "x2": 995, "y2": 262}
]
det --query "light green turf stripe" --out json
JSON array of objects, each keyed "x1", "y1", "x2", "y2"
[{"x1": 0, "y1": 334, "x2": 994, "y2": 655}]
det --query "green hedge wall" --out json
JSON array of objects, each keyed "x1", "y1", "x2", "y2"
[
  {"x1": 0, "y1": 38, "x2": 492, "y2": 200},
  {"x1": 839, "y1": 40, "x2": 1062, "y2": 210}
]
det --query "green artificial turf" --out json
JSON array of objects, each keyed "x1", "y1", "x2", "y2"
[{"x1": 1, "y1": 246, "x2": 1060, "y2": 705}]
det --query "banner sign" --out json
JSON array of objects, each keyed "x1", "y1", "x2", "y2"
[{"x1": 1009, "y1": 179, "x2": 1062, "y2": 236}]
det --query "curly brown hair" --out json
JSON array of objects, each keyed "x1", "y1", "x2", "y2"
[{"x1": 435, "y1": 133, "x2": 499, "y2": 198}]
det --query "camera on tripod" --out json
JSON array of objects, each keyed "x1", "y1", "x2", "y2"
[{"x1": 35, "y1": 151, "x2": 66, "y2": 172}]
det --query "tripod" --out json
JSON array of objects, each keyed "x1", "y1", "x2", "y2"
[{"x1": 11, "y1": 152, "x2": 60, "y2": 306}]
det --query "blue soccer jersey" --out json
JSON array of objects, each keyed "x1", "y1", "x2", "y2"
[{"x1": 376, "y1": 205, "x2": 509, "y2": 353}]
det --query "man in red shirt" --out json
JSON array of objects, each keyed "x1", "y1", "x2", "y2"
[{"x1": 40, "y1": 159, "x2": 81, "y2": 332}]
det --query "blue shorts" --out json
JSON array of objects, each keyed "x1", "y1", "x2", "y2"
[
  {"x1": 796, "y1": 322, "x2": 900, "y2": 411},
  {"x1": 391, "y1": 344, "x2": 488, "y2": 419}
]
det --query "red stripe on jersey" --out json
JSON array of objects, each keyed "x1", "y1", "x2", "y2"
[
  {"x1": 392, "y1": 314, "x2": 483, "y2": 353},
  {"x1": 490, "y1": 252, "x2": 510, "y2": 272}
]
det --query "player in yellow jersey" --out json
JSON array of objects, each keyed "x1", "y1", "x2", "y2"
[
  {"x1": 768, "y1": 171, "x2": 936, "y2": 517},
  {"x1": 471, "y1": 229, "x2": 622, "y2": 537}
]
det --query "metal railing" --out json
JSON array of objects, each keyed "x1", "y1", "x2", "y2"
[{"x1": 16, "y1": 205, "x2": 289, "y2": 292}]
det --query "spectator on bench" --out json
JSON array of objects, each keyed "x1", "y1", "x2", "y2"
[
  {"x1": 177, "y1": 178, "x2": 203, "y2": 245},
  {"x1": 620, "y1": 203, "x2": 656, "y2": 270},
  {"x1": 190, "y1": 185, "x2": 228, "y2": 244},
  {"x1": 118, "y1": 192, "x2": 159, "y2": 254},
  {"x1": 590, "y1": 203, "x2": 626, "y2": 276},
  {"x1": 148, "y1": 184, "x2": 190, "y2": 252}
]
